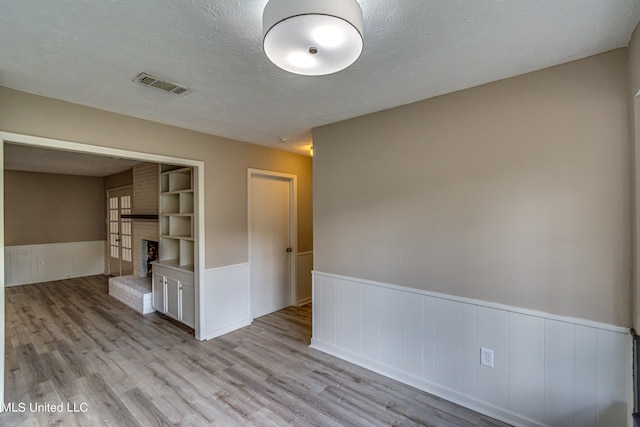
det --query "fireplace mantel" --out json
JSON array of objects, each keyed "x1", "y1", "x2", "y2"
[{"x1": 122, "y1": 214, "x2": 158, "y2": 221}]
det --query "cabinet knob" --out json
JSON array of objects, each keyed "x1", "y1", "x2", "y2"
[{"x1": 286, "y1": 247, "x2": 292, "y2": 252}]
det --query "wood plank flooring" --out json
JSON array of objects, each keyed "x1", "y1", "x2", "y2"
[{"x1": 2, "y1": 276, "x2": 512, "y2": 426}]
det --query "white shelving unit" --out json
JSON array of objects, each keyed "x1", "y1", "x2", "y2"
[
  {"x1": 158, "y1": 165, "x2": 194, "y2": 270},
  {"x1": 153, "y1": 164, "x2": 195, "y2": 328}
]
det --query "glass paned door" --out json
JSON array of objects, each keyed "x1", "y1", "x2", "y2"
[{"x1": 108, "y1": 187, "x2": 133, "y2": 276}]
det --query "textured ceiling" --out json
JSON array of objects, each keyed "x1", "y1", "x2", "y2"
[
  {"x1": 0, "y1": 0, "x2": 639, "y2": 157},
  {"x1": 4, "y1": 143, "x2": 141, "y2": 177}
]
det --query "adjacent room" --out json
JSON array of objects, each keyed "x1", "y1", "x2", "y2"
[{"x1": 1, "y1": 1, "x2": 640, "y2": 426}]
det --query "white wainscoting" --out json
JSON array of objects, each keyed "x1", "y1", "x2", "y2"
[
  {"x1": 311, "y1": 271, "x2": 631, "y2": 427},
  {"x1": 4, "y1": 241, "x2": 106, "y2": 286},
  {"x1": 296, "y1": 251, "x2": 313, "y2": 306},
  {"x1": 201, "y1": 262, "x2": 251, "y2": 340}
]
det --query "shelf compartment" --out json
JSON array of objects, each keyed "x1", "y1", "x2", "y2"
[
  {"x1": 180, "y1": 192, "x2": 194, "y2": 214},
  {"x1": 160, "y1": 174, "x2": 170, "y2": 193},
  {"x1": 160, "y1": 193, "x2": 180, "y2": 214},
  {"x1": 169, "y1": 215, "x2": 192, "y2": 238},
  {"x1": 158, "y1": 238, "x2": 194, "y2": 269},
  {"x1": 160, "y1": 237, "x2": 180, "y2": 262},
  {"x1": 162, "y1": 169, "x2": 192, "y2": 192},
  {"x1": 160, "y1": 216, "x2": 170, "y2": 236},
  {"x1": 180, "y1": 240, "x2": 194, "y2": 267}
]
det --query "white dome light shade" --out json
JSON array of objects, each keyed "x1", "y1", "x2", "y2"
[{"x1": 263, "y1": 0, "x2": 364, "y2": 76}]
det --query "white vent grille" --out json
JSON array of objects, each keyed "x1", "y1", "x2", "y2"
[{"x1": 133, "y1": 73, "x2": 190, "y2": 95}]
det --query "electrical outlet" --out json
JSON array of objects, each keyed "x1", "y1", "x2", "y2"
[{"x1": 480, "y1": 347, "x2": 494, "y2": 368}]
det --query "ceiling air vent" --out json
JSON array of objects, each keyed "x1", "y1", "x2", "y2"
[{"x1": 133, "y1": 72, "x2": 189, "y2": 95}]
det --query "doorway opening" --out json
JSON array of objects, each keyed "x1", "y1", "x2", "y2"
[{"x1": 0, "y1": 131, "x2": 206, "y2": 406}]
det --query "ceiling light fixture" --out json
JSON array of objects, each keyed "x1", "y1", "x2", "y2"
[{"x1": 263, "y1": 0, "x2": 364, "y2": 76}]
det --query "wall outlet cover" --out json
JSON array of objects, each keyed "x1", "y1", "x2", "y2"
[{"x1": 480, "y1": 347, "x2": 494, "y2": 368}]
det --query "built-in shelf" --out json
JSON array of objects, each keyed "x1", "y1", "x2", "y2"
[
  {"x1": 160, "y1": 166, "x2": 193, "y2": 193},
  {"x1": 158, "y1": 165, "x2": 194, "y2": 272},
  {"x1": 154, "y1": 164, "x2": 196, "y2": 331}
]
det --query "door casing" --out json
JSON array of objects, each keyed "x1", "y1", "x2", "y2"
[{"x1": 247, "y1": 168, "x2": 298, "y2": 319}]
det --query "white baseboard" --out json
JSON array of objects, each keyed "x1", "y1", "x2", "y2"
[
  {"x1": 202, "y1": 319, "x2": 252, "y2": 341},
  {"x1": 312, "y1": 271, "x2": 631, "y2": 427},
  {"x1": 310, "y1": 337, "x2": 544, "y2": 427},
  {"x1": 4, "y1": 241, "x2": 105, "y2": 286},
  {"x1": 297, "y1": 297, "x2": 312, "y2": 306}
]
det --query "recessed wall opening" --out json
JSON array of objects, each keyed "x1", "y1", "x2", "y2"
[
  {"x1": 142, "y1": 239, "x2": 159, "y2": 278},
  {"x1": 0, "y1": 133, "x2": 206, "y2": 415}
]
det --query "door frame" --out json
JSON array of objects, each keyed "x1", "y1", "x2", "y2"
[
  {"x1": 247, "y1": 168, "x2": 298, "y2": 319},
  {"x1": 0, "y1": 131, "x2": 207, "y2": 406},
  {"x1": 106, "y1": 185, "x2": 134, "y2": 276}
]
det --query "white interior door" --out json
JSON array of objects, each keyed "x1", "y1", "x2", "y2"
[
  {"x1": 250, "y1": 173, "x2": 293, "y2": 319},
  {"x1": 108, "y1": 187, "x2": 133, "y2": 276}
]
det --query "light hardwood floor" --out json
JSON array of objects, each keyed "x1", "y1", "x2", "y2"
[{"x1": 2, "y1": 276, "x2": 512, "y2": 426}]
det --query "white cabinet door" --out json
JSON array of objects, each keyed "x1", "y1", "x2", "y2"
[
  {"x1": 151, "y1": 264, "x2": 194, "y2": 328},
  {"x1": 180, "y1": 281, "x2": 195, "y2": 328},
  {"x1": 152, "y1": 274, "x2": 165, "y2": 312},
  {"x1": 165, "y1": 277, "x2": 180, "y2": 320}
]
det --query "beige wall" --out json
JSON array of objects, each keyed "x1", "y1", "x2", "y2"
[
  {"x1": 313, "y1": 49, "x2": 631, "y2": 326},
  {"x1": 630, "y1": 23, "x2": 640, "y2": 331},
  {"x1": 104, "y1": 169, "x2": 133, "y2": 190},
  {"x1": 0, "y1": 87, "x2": 313, "y2": 268},
  {"x1": 4, "y1": 170, "x2": 105, "y2": 245}
]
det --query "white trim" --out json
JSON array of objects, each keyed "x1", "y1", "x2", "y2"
[
  {"x1": 297, "y1": 250, "x2": 313, "y2": 256},
  {"x1": 0, "y1": 131, "x2": 206, "y2": 344},
  {"x1": 201, "y1": 262, "x2": 251, "y2": 340},
  {"x1": 202, "y1": 319, "x2": 252, "y2": 340},
  {"x1": 0, "y1": 132, "x2": 203, "y2": 167},
  {"x1": 193, "y1": 158, "x2": 206, "y2": 340},
  {"x1": 313, "y1": 270, "x2": 629, "y2": 334},
  {"x1": 297, "y1": 297, "x2": 312, "y2": 306},
  {"x1": 206, "y1": 262, "x2": 249, "y2": 272},
  {"x1": 0, "y1": 136, "x2": 4, "y2": 409},
  {"x1": 309, "y1": 338, "x2": 546, "y2": 427},
  {"x1": 247, "y1": 168, "x2": 298, "y2": 319}
]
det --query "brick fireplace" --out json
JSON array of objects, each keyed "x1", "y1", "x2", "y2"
[
  {"x1": 109, "y1": 163, "x2": 159, "y2": 314},
  {"x1": 132, "y1": 163, "x2": 159, "y2": 277}
]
